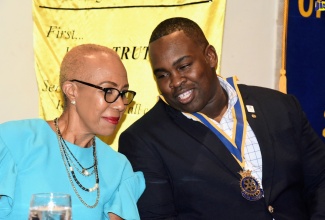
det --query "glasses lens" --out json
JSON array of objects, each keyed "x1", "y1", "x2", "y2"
[
  {"x1": 105, "y1": 89, "x2": 119, "y2": 103},
  {"x1": 123, "y1": 91, "x2": 135, "y2": 105},
  {"x1": 104, "y1": 89, "x2": 135, "y2": 105}
]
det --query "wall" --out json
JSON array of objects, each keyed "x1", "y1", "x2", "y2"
[
  {"x1": 0, "y1": 0, "x2": 38, "y2": 122},
  {"x1": 0, "y1": 1, "x2": 281, "y2": 123},
  {"x1": 221, "y1": 1, "x2": 281, "y2": 89}
]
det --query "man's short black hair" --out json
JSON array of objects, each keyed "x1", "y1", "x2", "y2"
[{"x1": 149, "y1": 17, "x2": 209, "y2": 49}]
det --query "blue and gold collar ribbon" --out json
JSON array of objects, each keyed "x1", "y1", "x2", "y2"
[
  {"x1": 188, "y1": 76, "x2": 248, "y2": 168},
  {"x1": 183, "y1": 76, "x2": 264, "y2": 200}
]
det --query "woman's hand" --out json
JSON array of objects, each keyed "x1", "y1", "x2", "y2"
[{"x1": 108, "y1": 212, "x2": 123, "y2": 220}]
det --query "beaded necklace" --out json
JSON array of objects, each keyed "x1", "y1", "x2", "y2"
[
  {"x1": 63, "y1": 138, "x2": 96, "y2": 176},
  {"x1": 54, "y1": 118, "x2": 100, "y2": 208}
]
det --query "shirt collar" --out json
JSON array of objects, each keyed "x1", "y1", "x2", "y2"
[{"x1": 218, "y1": 76, "x2": 238, "y2": 112}]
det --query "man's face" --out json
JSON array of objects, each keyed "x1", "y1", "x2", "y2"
[{"x1": 149, "y1": 31, "x2": 219, "y2": 114}]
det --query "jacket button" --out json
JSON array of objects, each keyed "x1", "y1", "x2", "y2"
[{"x1": 268, "y1": 205, "x2": 274, "y2": 213}]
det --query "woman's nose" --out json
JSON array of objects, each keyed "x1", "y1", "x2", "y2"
[{"x1": 110, "y1": 95, "x2": 126, "y2": 112}]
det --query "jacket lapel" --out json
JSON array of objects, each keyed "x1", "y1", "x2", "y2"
[
  {"x1": 241, "y1": 89, "x2": 275, "y2": 204},
  {"x1": 165, "y1": 104, "x2": 242, "y2": 179}
]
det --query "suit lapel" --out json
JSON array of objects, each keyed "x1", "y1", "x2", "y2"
[
  {"x1": 165, "y1": 105, "x2": 242, "y2": 179},
  {"x1": 241, "y1": 89, "x2": 275, "y2": 204}
]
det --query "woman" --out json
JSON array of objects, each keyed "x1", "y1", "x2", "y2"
[{"x1": 0, "y1": 44, "x2": 145, "y2": 219}]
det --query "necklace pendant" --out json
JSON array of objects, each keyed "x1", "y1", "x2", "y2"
[
  {"x1": 82, "y1": 169, "x2": 90, "y2": 176},
  {"x1": 239, "y1": 170, "x2": 264, "y2": 201}
]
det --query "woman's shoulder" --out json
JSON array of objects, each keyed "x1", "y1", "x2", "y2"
[
  {"x1": 0, "y1": 118, "x2": 47, "y2": 130},
  {"x1": 0, "y1": 118, "x2": 50, "y2": 150}
]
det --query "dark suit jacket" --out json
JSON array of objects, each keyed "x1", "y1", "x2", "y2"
[{"x1": 119, "y1": 84, "x2": 325, "y2": 220}]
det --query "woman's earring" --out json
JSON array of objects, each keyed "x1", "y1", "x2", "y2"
[{"x1": 71, "y1": 100, "x2": 76, "y2": 105}]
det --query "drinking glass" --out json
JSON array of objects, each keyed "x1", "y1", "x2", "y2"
[{"x1": 28, "y1": 193, "x2": 72, "y2": 220}]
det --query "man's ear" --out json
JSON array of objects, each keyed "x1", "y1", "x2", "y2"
[
  {"x1": 205, "y1": 45, "x2": 218, "y2": 69},
  {"x1": 62, "y1": 81, "x2": 77, "y2": 103}
]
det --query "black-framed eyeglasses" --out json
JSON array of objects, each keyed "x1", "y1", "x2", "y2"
[{"x1": 70, "y1": 79, "x2": 136, "y2": 105}]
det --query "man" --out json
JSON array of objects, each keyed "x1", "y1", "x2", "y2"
[{"x1": 118, "y1": 17, "x2": 325, "y2": 219}]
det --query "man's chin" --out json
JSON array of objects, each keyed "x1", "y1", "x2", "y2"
[{"x1": 177, "y1": 105, "x2": 200, "y2": 114}]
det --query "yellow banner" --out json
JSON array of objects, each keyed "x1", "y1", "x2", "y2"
[{"x1": 32, "y1": 0, "x2": 226, "y2": 150}]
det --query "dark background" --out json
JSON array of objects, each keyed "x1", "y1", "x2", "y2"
[{"x1": 287, "y1": 0, "x2": 325, "y2": 142}]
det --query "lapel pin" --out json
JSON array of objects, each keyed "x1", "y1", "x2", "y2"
[
  {"x1": 246, "y1": 105, "x2": 255, "y2": 113},
  {"x1": 251, "y1": 114, "x2": 257, "y2": 118}
]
